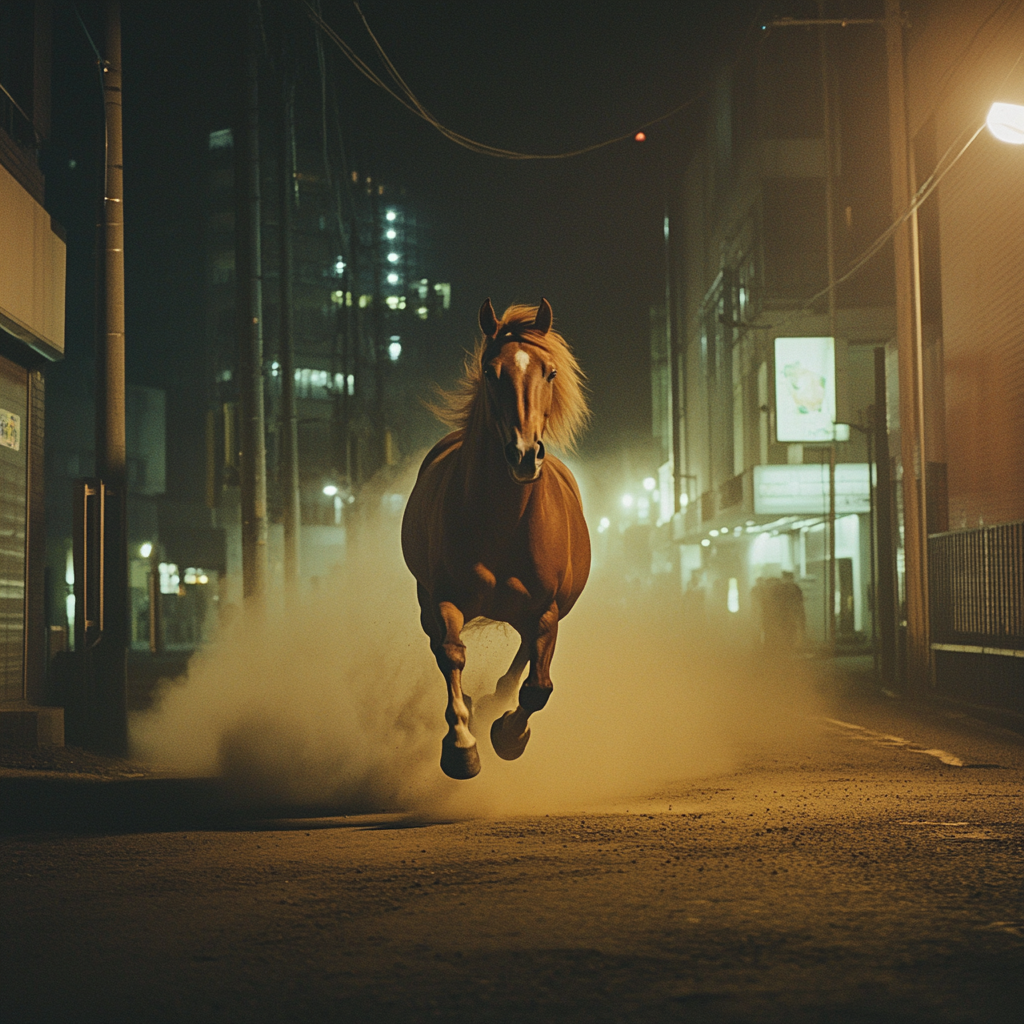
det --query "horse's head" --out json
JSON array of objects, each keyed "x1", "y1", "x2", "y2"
[{"x1": 479, "y1": 298, "x2": 556, "y2": 484}]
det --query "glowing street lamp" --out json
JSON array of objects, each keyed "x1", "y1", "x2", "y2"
[{"x1": 986, "y1": 102, "x2": 1024, "y2": 145}]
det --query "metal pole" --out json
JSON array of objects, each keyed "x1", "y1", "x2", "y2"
[
  {"x1": 236, "y1": 0, "x2": 269, "y2": 601},
  {"x1": 84, "y1": 0, "x2": 128, "y2": 754},
  {"x1": 873, "y1": 347, "x2": 897, "y2": 685},
  {"x1": 883, "y1": 0, "x2": 930, "y2": 692},
  {"x1": 819, "y1": 2, "x2": 839, "y2": 652},
  {"x1": 279, "y1": 62, "x2": 300, "y2": 592},
  {"x1": 828, "y1": 443, "x2": 836, "y2": 649},
  {"x1": 664, "y1": 209, "x2": 683, "y2": 520}
]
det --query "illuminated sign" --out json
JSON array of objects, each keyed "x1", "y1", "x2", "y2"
[
  {"x1": 0, "y1": 408, "x2": 20, "y2": 450},
  {"x1": 753, "y1": 464, "x2": 871, "y2": 515},
  {"x1": 774, "y1": 337, "x2": 836, "y2": 442}
]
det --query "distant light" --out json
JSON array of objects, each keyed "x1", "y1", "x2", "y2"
[
  {"x1": 388, "y1": 341, "x2": 402, "y2": 361},
  {"x1": 679, "y1": 493, "x2": 689, "y2": 508},
  {"x1": 323, "y1": 484, "x2": 339, "y2": 497},
  {"x1": 598, "y1": 516, "x2": 611, "y2": 533},
  {"x1": 386, "y1": 209, "x2": 397, "y2": 221},
  {"x1": 390, "y1": 334, "x2": 401, "y2": 342},
  {"x1": 701, "y1": 538, "x2": 711, "y2": 547},
  {"x1": 387, "y1": 252, "x2": 399, "y2": 263},
  {"x1": 621, "y1": 494, "x2": 634, "y2": 509},
  {"x1": 642, "y1": 476, "x2": 656, "y2": 491},
  {"x1": 386, "y1": 229, "x2": 396, "y2": 240},
  {"x1": 387, "y1": 272, "x2": 399, "y2": 285},
  {"x1": 746, "y1": 520, "x2": 755, "y2": 526},
  {"x1": 710, "y1": 529, "x2": 719, "y2": 537},
  {"x1": 334, "y1": 257, "x2": 346, "y2": 275},
  {"x1": 198, "y1": 574, "x2": 209, "y2": 585},
  {"x1": 727, "y1": 578, "x2": 740, "y2": 613},
  {"x1": 417, "y1": 306, "x2": 428, "y2": 318},
  {"x1": 986, "y1": 101, "x2": 1024, "y2": 144},
  {"x1": 139, "y1": 542, "x2": 153, "y2": 558},
  {"x1": 634, "y1": 131, "x2": 646, "y2": 142}
]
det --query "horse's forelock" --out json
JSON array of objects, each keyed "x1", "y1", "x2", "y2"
[{"x1": 429, "y1": 303, "x2": 590, "y2": 452}]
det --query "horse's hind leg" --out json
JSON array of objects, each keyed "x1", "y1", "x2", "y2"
[
  {"x1": 426, "y1": 596, "x2": 480, "y2": 780},
  {"x1": 491, "y1": 604, "x2": 558, "y2": 761},
  {"x1": 474, "y1": 638, "x2": 529, "y2": 723}
]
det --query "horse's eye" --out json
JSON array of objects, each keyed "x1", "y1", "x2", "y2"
[{"x1": 547, "y1": 369, "x2": 557, "y2": 382}]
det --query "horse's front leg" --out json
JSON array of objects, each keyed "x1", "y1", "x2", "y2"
[
  {"x1": 491, "y1": 603, "x2": 558, "y2": 761},
  {"x1": 430, "y1": 599, "x2": 481, "y2": 780}
]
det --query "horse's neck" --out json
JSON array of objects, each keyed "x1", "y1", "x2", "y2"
[{"x1": 456, "y1": 417, "x2": 531, "y2": 520}]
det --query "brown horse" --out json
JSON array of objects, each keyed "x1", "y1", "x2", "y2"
[{"x1": 401, "y1": 299, "x2": 591, "y2": 779}]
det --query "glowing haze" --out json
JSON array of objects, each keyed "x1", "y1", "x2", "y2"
[{"x1": 133, "y1": 460, "x2": 819, "y2": 817}]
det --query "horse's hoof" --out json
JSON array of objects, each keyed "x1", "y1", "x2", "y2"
[
  {"x1": 490, "y1": 711, "x2": 531, "y2": 761},
  {"x1": 440, "y1": 735, "x2": 481, "y2": 780}
]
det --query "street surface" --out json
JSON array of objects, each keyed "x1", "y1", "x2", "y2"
[{"x1": 2, "y1": 686, "x2": 1022, "y2": 1024}]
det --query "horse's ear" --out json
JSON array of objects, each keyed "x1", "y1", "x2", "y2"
[
  {"x1": 533, "y1": 298, "x2": 552, "y2": 335},
  {"x1": 479, "y1": 298, "x2": 498, "y2": 339}
]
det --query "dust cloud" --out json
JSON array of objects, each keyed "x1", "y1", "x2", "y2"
[{"x1": 132, "y1": 462, "x2": 822, "y2": 819}]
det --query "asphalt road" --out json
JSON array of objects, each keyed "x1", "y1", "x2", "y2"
[{"x1": 1, "y1": 692, "x2": 1022, "y2": 1024}]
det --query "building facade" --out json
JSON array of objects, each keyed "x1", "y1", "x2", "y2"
[
  {"x1": 0, "y1": 0, "x2": 65, "y2": 717},
  {"x1": 658, "y1": 0, "x2": 1023, "y2": 708}
]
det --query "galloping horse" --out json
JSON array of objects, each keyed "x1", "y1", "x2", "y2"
[{"x1": 402, "y1": 299, "x2": 591, "y2": 779}]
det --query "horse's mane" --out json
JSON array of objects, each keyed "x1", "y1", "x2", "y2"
[{"x1": 429, "y1": 304, "x2": 590, "y2": 452}]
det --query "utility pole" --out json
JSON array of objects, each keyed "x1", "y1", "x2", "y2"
[
  {"x1": 664, "y1": 209, "x2": 683, "y2": 521},
  {"x1": 236, "y1": 0, "x2": 269, "y2": 601},
  {"x1": 884, "y1": 0, "x2": 930, "y2": 692},
  {"x1": 819, "y1": 3, "x2": 839, "y2": 651},
  {"x1": 278, "y1": 58, "x2": 300, "y2": 592},
  {"x1": 82, "y1": 0, "x2": 128, "y2": 754}
]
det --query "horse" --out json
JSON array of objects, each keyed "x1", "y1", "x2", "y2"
[{"x1": 401, "y1": 298, "x2": 591, "y2": 779}]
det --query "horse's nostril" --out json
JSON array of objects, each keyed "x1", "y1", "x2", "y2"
[
  {"x1": 536, "y1": 441, "x2": 545, "y2": 461},
  {"x1": 504, "y1": 441, "x2": 521, "y2": 467}
]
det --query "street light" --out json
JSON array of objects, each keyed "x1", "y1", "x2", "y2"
[{"x1": 986, "y1": 102, "x2": 1024, "y2": 144}]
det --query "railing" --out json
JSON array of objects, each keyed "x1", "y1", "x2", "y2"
[{"x1": 929, "y1": 521, "x2": 1024, "y2": 650}]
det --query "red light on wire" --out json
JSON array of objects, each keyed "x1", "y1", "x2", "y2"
[{"x1": 634, "y1": 131, "x2": 646, "y2": 142}]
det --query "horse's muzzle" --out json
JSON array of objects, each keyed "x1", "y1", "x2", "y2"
[{"x1": 504, "y1": 440, "x2": 544, "y2": 482}]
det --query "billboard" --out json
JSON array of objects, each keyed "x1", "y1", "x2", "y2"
[
  {"x1": 753, "y1": 464, "x2": 871, "y2": 515},
  {"x1": 774, "y1": 336, "x2": 836, "y2": 442}
]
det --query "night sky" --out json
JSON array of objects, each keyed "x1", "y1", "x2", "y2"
[{"x1": 42, "y1": 0, "x2": 763, "y2": 500}]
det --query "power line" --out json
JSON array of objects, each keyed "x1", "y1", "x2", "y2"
[{"x1": 298, "y1": 0, "x2": 766, "y2": 161}]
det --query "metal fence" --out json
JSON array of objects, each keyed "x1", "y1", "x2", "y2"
[{"x1": 929, "y1": 521, "x2": 1024, "y2": 649}]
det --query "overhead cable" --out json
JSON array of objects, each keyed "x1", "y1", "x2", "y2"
[{"x1": 297, "y1": 0, "x2": 765, "y2": 160}]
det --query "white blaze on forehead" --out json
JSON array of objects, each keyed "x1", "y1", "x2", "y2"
[{"x1": 514, "y1": 349, "x2": 531, "y2": 373}]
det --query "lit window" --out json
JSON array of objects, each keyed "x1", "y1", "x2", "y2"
[
  {"x1": 386, "y1": 295, "x2": 401, "y2": 310},
  {"x1": 388, "y1": 341, "x2": 402, "y2": 361},
  {"x1": 417, "y1": 306, "x2": 428, "y2": 319},
  {"x1": 386, "y1": 210, "x2": 397, "y2": 221},
  {"x1": 386, "y1": 229, "x2": 396, "y2": 240},
  {"x1": 701, "y1": 538, "x2": 710, "y2": 547},
  {"x1": 386, "y1": 272, "x2": 399, "y2": 285},
  {"x1": 208, "y1": 128, "x2": 233, "y2": 150},
  {"x1": 334, "y1": 257, "x2": 346, "y2": 276},
  {"x1": 387, "y1": 252, "x2": 399, "y2": 263},
  {"x1": 621, "y1": 494, "x2": 634, "y2": 509}
]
